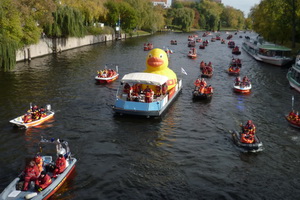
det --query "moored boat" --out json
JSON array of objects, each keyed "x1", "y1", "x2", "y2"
[
  {"x1": 9, "y1": 104, "x2": 54, "y2": 129},
  {"x1": 242, "y1": 36, "x2": 293, "y2": 66},
  {"x1": 287, "y1": 55, "x2": 300, "y2": 92},
  {"x1": 0, "y1": 138, "x2": 77, "y2": 200},
  {"x1": 112, "y1": 73, "x2": 182, "y2": 117},
  {"x1": 95, "y1": 66, "x2": 119, "y2": 83}
]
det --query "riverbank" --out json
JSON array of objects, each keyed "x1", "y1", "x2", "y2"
[{"x1": 16, "y1": 33, "x2": 130, "y2": 62}]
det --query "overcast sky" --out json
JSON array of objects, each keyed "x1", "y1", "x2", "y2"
[{"x1": 222, "y1": 0, "x2": 261, "y2": 16}]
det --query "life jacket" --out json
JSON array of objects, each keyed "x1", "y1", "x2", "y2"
[
  {"x1": 240, "y1": 133, "x2": 254, "y2": 144},
  {"x1": 34, "y1": 156, "x2": 43, "y2": 173},
  {"x1": 36, "y1": 174, "x2": 52, "y2": 189}
]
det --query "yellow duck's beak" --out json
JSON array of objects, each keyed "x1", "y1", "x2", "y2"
[{"x1": 147, "y1": 57, "x2": 164, "y2": 67}]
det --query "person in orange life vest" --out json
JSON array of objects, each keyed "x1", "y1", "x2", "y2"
[
  {"x1": 205, "y1": 85, "x2": 213, "y2": 94},
  {"x1": 23, "y1": 113, "x2": 32, "y2": 123},
  {"x1": 52, "y1": 154, "x2": 67, "y2": 178},
  {"x1": 22, "y1": 160, "x2": 40, "y2": 191},
  {"x1": 144, "y1": 86, "x2": 154, "y2": 103},
  {"x1": 243, "y1": 120, "x2": 256, "y2": 135},
  {"x1": 289, "y1": 110, "x2": 298, "y2": 121},
  {"x1": 194, "y1": 78, "x2": 201, "y2": 89},
  {"x1": 240, "y1": 133, "x2": 254, "y2": 144},
  {"x1": 200, "y1": 78, "x2": 207, "y2": 87},
  {"x1": 35, "y1": 171, "x2": 52, "y2": 192},
  {"x1": 34, "y1": 155, "x2": 43, "y2": 173}
]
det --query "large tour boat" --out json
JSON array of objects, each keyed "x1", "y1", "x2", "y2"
[
  {"x1": 242, "y1": 36, "x2": 293, "y2": 66},
  {"x1": 287, "y1": 55, "x2": 300, "y2": 92},
  {"x1": 112, "y1": 72, "x2": 182, "y2": 117},
  {"x1": 0, "y1": 138, "x2": 77, "y2": 200}
]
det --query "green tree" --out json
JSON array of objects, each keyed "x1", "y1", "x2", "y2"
[
  {"x1": 44, "y1": 6, "x2": 85, "y2": 38},
  {"x1": 171, "y1": 7, "x2": 195, "y2": 32}
]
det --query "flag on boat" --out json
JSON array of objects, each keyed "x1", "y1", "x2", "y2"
[{"x1": 181, "y1": 67, "x2": 187, "y2": 75}]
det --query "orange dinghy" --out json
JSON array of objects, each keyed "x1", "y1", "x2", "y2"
[
  {"x1": 95, "y1": 65, "x2": 119, "y2": 84},
  {"x1": 10, "y1": 104, "x2": 54, "y2": 128}
]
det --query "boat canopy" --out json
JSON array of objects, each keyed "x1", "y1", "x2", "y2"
[{"x1": 121, "y1": 72, "x2": 168, "y2": 85}]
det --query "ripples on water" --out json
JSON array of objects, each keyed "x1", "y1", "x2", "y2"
[{"x1": 1, "y1": 32, "x2": 300, "y2": 199}]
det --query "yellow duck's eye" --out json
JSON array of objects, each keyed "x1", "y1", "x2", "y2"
[
  {"x1": 148, "y1": 54, "x2": 152, "y2": 58},
  {"x1": 159, "y1": 54, "x2": 163, "y2": 58}
]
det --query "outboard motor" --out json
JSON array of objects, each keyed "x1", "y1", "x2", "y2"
[{"x1": 46, "y1": 104, "x2": 51, "y2": 111}]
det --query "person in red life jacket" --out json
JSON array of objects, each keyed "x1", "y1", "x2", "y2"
[
  {"x1": 194, "y1": 78, "x2": 201, "y2": 89},
  {"x1": 34, "y1": 155, "x2": 43, "y2": 173},
  {"x1": 235, "y1": 76, "x2": 241, "y2": 86},
  {"x1": 200, "y1": 61, "x2": 205, "y2": 69},
  {"x1": 35, "y1": 171, "x2": 52, "y2": 192},
  {"x1": 22, "y1": 161, "x2": 40, "y2": 191},
  {"x1": 288, "y1": 110, "x2": 298, "y2": 121},
  {"x1": 144, "y1": 86, "x2": 154, "y2": 103},
  {"x1": 23, "y1": 113, "x2": 32, "y2": 123},
  {"x1": 240, "y1": 133, "x2": 255, "y2": 144},
  {"x1": 243, "y1": 120, "x2": 256, "y2": 135},
  {"x1": 208, "y1": 61, "x2": 212, "y2": 66},
  {"x1": 52, "y1": 154, "x2": 67, "y2": 178},
  {"x1": 155, "y1": 85, "x2": 161, "y2": 97}
]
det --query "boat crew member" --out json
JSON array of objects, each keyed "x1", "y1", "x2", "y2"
[
  {"x1": 144, "y1": 86, "x2": 154, "y2": 103},
  {"x1": 34, "y1": 155, "x2": 44, "y2": 173},
  {"x1": 52, "y1": 154, "x2": 67, "y2": 178},
  {"x1": 22, "y1": 161, "x2": 40, "y2": 191},
  {"x1": 243, "y1": 120, "x2": 256, "y2": 135},
  {"x1": 156, "y1": 85, "x2": 161, "y2": 97},
  {"x1": 235, "y1": 77, "x2": 241, "y2": 85},
  {"x1": 35, "y1": 171, "x2": 52, "y2": 192}
]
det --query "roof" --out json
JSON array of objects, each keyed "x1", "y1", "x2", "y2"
[
  {"x1": 259, "y1": 44, "x2": 291, "y2": 51},
  {"x1": 121, "y1": 72, "x2": 168, "y2": 85}
]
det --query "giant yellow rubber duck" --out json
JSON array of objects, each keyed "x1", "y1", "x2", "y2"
[{"x1": 144, "y1": 48, "x2": 177, "y2": 90}]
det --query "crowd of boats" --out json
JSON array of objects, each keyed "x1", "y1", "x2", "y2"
[{"x1": 3, "y1": 31, "x2": 300, "y2": 198}]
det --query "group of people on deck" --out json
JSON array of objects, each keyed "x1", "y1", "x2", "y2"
[
  {"x1": 235, "y1": 76, "x2": 250, "y2": 87},
  {"x1": 21, "y1": 153, "x2": 66, "y2": 192},
  {"x1": 194, "y1": 78, "x2": 213, "y2": 95},
  {"x1": 123, "y1": 83, "x2": 168, "y2": 103},
  {"x1": 200, "y1": 61, "x2": 213, "y2": 75},
  {"x1": 97, "y1": 69, "x2": 117, "y2": 78},
  {"x1": 287, "y1": 110, "x2": 300, "y2": 124},
  {"x1": 240, "y1": 120, "x2": 256, "y2": 144},
  {"x1": 22, "y1": 105, "x2": 47, "y2": 123}
]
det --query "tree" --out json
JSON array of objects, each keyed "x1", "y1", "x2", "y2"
[{"x1": 171, "y1": 7, "x2": 195, "y2": 32}]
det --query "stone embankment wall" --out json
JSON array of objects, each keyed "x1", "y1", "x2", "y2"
[{"x1": 16, "y1": 34, "x2": 125, "y2": 62}]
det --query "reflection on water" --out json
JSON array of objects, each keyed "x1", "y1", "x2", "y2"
[{"x1": 1, "y1": 31, "x2": 300, "y2": 199}]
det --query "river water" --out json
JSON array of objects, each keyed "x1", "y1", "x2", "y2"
[{"x1": 1, "y1": 31, "x2": 300, "y2": 200}]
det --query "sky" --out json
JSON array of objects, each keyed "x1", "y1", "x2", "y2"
[{"x1": 222, "y1": 0, "x2": 261, "y2": 16}]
